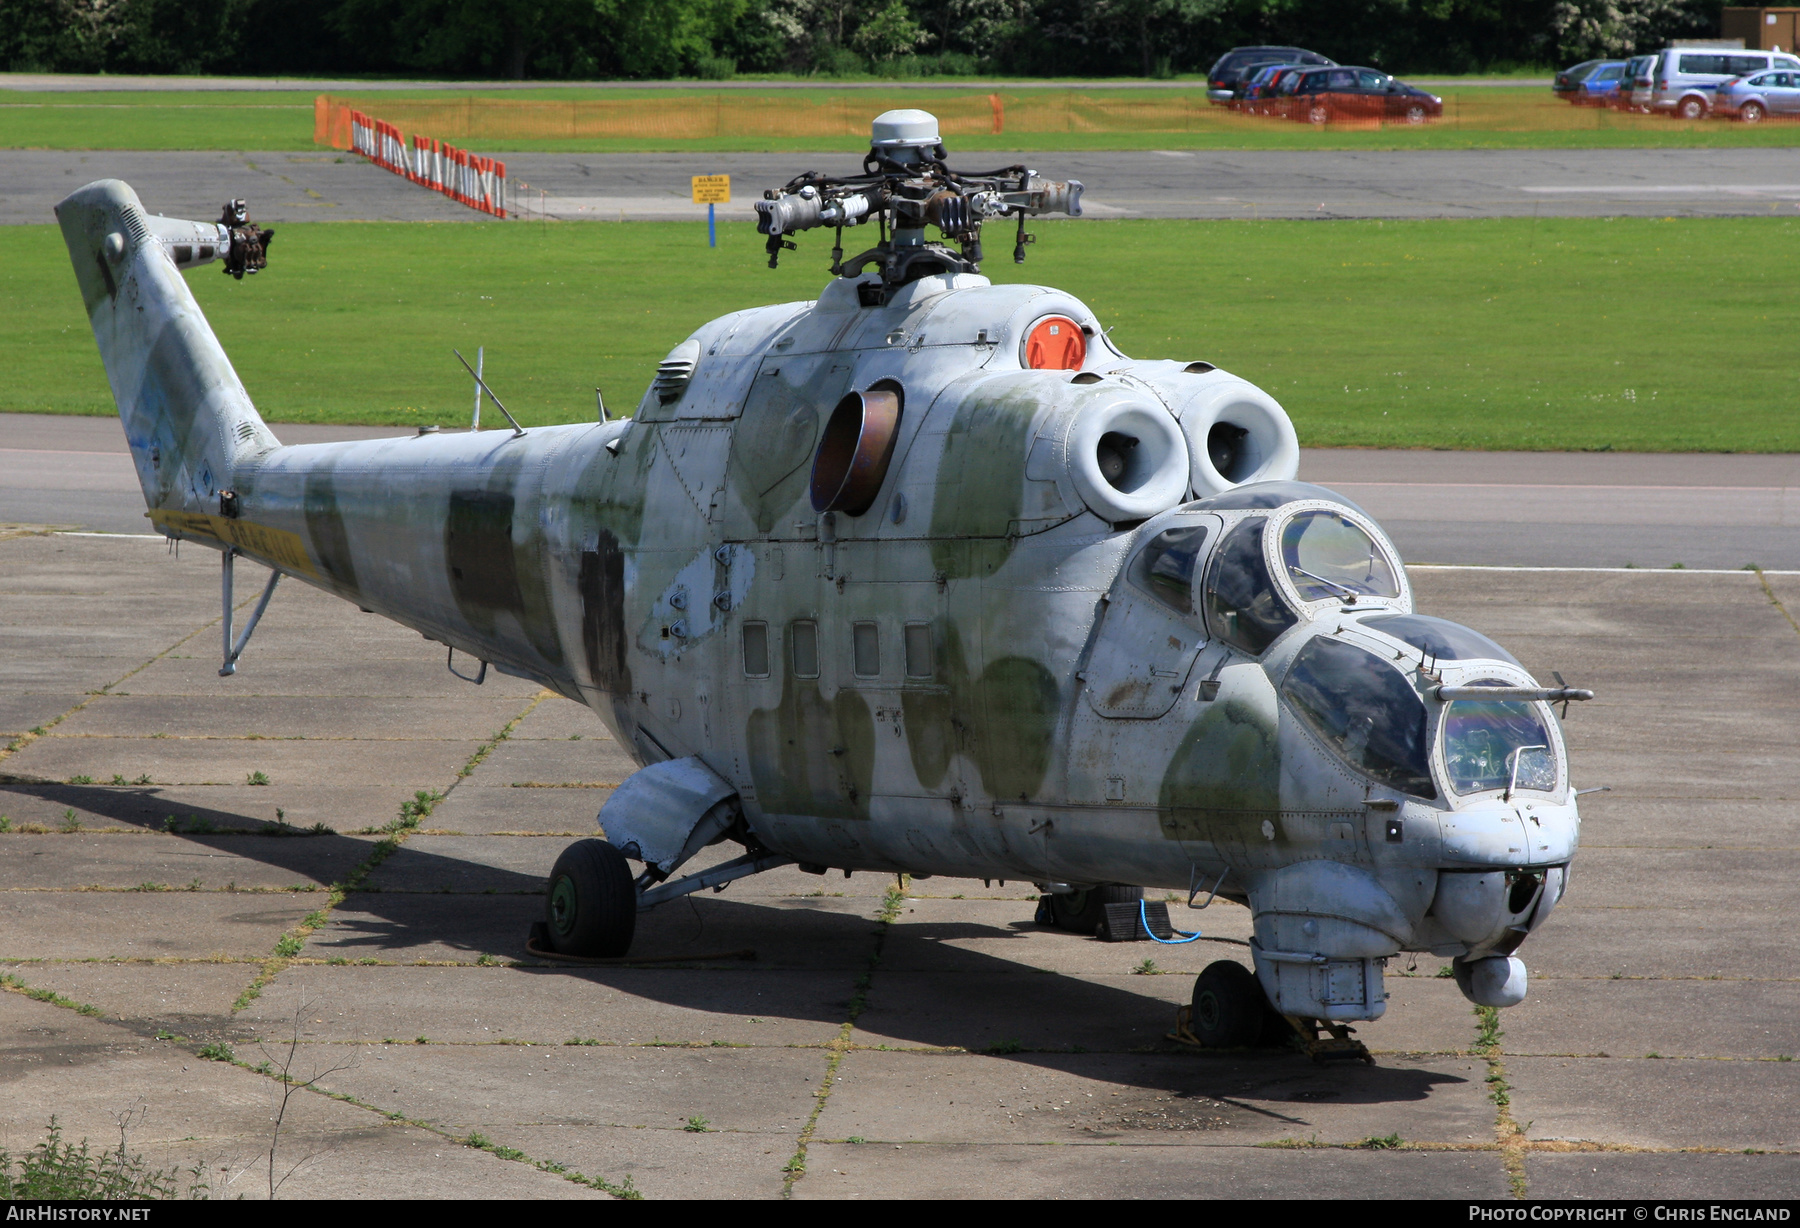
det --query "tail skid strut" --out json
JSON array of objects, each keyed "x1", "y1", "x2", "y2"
[{"x1": 219, "y1": 549, "x2": 282, "y2": 676}]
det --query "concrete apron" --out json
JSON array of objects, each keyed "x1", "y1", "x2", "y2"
[{"x1": 0, "y1": 533, "x2": 1796, "y2": 1198}]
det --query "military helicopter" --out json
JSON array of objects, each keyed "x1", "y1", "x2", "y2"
[{"x1": 54, "y1": 108, "x2": 1591, "y2": 1056}]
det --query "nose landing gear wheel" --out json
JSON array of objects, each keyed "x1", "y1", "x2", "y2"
[
  {"x1": 544, "y1": 838, "x2": 637, "y2": 957},
  {"x1": 1184, "y1": 959, "x2": 1270, "y2": 1048}
]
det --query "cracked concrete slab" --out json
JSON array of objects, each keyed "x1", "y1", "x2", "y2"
[
  {"x1": 0, "y1": 961, "x2": 256, "y2": 1031},
  {"x1": 1504, "y1": 977, "x2": 1800, "y2": 1061},
  {"x1": 794, "y1": 1140, "x2": 1512, "y2": 1199},
  {"x1": 240, "y1": 964, "x2": 862, "y2": 1047},
  {"x1": 1508, "y1": 1055, "x2": 1800, "y2": 1150},
  {"x1": 0, "y1": 831, "x2": 369, "y2": 888},
  {"x1": 0, "y1": 990, "x2": 603, "y2": 1199},
  {"x1": 1526, "y1": 1152, "x2": 1800, "y2": 1200},
  {"x1": 814, "y1": 1048, "x2": 1493, "y2": 1147},
  {"x1": 0, "y1": 890, "x2": 315, "y2": 960}
]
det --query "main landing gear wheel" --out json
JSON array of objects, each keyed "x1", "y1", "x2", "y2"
[
  {"x1": 1187, "y1": 959, "x2": 1275, "y2": 1048},
  {"x1": 1044, "y1": 884, "x2": 1142, "y2": 935},
  {"x1": 545, "y1": 838, "x2": 636, "y2": 957}
]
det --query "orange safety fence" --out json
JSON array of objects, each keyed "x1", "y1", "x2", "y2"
[
  {"x1": 318, "y1": 93, "x2": 1005, "y2": 146},
  {"x1": 316, "y1": 89, "x2": 1753, "y2": 144}
]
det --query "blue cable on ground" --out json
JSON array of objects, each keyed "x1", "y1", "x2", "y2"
[{"x1": 1141, "y1": 898, "x2": 1202, "y2": 944}]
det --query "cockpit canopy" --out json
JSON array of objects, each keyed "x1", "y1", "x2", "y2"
[
  {"x1": 1116, "y1": 482, "x2": 1562, "y2": 803},
  {"x1": 1124, "y1": 484, "x2": 1406, "y2": 656}
]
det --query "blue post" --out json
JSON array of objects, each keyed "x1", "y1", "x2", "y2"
[{"x1": 708, "y1": 202, "x2": 716, "y2": 248}]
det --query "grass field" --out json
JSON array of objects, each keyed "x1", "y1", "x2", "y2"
[
  {"x1": 6, "y1": 216, "x2": 1796, "y2": 451},
  {"x1": 8, "y1": 86, "x2": 1800, "y2": 152}
]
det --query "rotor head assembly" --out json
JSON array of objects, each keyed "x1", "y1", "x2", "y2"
[{"x1": 754, "y1": 108, "x2": 1084, "y2": 302}]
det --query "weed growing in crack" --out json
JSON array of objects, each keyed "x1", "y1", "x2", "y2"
[
  {"x1": 197, "y1": 1042, "x2": 235, "y2": 1062},
  {"x1": 246, "y1": 771, "x2": 271, "y2": 786},
  {"x1": 1356, "y1": 1133, "x2": 1405, "y2": 1150},
  {"x1": 683, "y1": 1116, "x2": 712, "y2": 1133},
  {"x1": 0, "y1": 1115, "x2": 208, "y2": 1200},
  {"x1": 1476, "y1": 1004, "x2": 1503, "y2": 1054}
]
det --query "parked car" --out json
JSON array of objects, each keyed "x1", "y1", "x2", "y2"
[
  {"x1": 1235, "y1": 63, "x2": 1307, "y2": 110},
  {"x1": 1712, "y1": 70, "x2": 1800, "y2": 121},
  {"x1": 1648, "y1": 47, "x2": 1800, "y2": 118},
  {"x1": 1552, "y1": 60, "x2": 1608, "y2": 102},
  {"x1": 1568, "y1": 59, "x2": 1628, "y2": 105},
  {"x1": 1281, "y1": 66, "x2": 1443, "y2": 124},
  {"x1": 1233, "y1": 62, "x2": 1291, "y2": 105},
  {"x1": 1614, "y1": 54, "x2": 1658, "y2": 112},
  {"x1": 1207, "y1": 45, "x2": 1335, "y2": 104}
]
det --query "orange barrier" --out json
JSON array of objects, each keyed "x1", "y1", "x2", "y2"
[
  {"x1": 340, "y1": 106, "x2": 507, "y2": 217},
  {"x1": 317, "y1": 93, "x2": 1005, "y2": 145}
]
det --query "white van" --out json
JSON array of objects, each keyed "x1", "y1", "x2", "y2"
[{"x1": 1651, "y1": 47, "x2": 1800, "y2": 117}]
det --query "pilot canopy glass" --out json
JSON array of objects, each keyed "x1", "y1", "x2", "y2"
[
  {"x1": 1281, "y1": 637, "x2": 1436, "y2": 799},
  {"x1": 1443, "y1": 680, "x2": 1557, "y2": 795},
  {"x1": 1204, "y1": 516, "x2": 1296, "y2": 655},
  {"x1": 1129, "y1": 523, "x2": 1209, "y2": 615},
  {"x1": 1281, "y1": 510, "x2": 1400, "y2": 604}
]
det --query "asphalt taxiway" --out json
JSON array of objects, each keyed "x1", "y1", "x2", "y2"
[
  {"x1": 5, "y1": 414, "x2": 1793, "y2": 569},
  {"x1": 9, "y1": 147, "x2": 1800, "y2": 225}
]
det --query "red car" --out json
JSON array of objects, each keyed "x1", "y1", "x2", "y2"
[{"x1": 1281, "y1": 66, "x2": 1444, "y2": 125}]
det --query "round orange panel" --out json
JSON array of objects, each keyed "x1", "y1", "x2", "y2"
[{"x1": 1024, "y1": 315, "x2": 1086, "y2": 370}]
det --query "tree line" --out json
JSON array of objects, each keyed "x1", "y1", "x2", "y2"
[{"x1": 1, "y1": 0, "x2": 1727, "y2": 80}]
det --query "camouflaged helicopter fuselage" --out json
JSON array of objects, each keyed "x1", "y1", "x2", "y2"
[{"x1": 57, "y1": 180, "x2": 1582, "y2": 995}]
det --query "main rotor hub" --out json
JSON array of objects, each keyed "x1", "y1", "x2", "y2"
[{"x1": 753, "y1": 109, "x2": 1085, "y2": 304}]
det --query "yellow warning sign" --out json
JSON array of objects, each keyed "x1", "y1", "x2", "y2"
[{"x1": 691, "y1": 174, "x2": 731, "y2": 204}]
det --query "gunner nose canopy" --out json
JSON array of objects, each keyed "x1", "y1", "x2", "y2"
[{"x1": 1280, "y1": 636, "x2": 1437, "y2": 799}]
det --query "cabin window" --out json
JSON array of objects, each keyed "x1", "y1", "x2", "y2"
[
  {"x1": 741, "y1": 622, "x2": 770, "y2": 677},
  {"x1": 791, "y1": 620, "x2": 819, "y2": 678},
  {"x1": 904, "y1": 623, "x2": 935, "y2": 678},
  {"x1": 1128, "y1": 523, "x2": 1208, "y2": 615},
  {"x1": 852, "y1": 622, "x2": 880, "y2": 677}
]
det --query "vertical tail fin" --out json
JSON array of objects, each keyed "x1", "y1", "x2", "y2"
[{"x1": 54, "y1": 179, "x2": 280, "y2": 525}]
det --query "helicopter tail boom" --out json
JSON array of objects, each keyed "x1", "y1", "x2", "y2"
[{"x1": 54, "y1": 179, "x2": 281, "y2": 526}]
